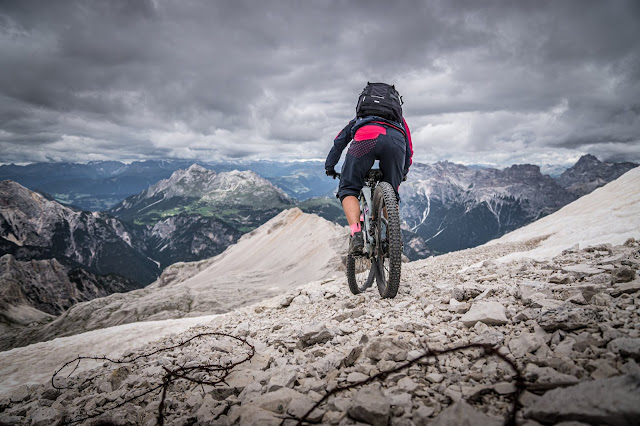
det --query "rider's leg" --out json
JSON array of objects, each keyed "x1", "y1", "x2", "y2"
[
  {"x1": 338, "y1": 140, "x2": 376, "y2": 227},
  {"x1": 342, "y1": 195, "x2": 361, "y2": 226},
  {"x1": 339, "y1": 140, "x2": 376, "y2": 254}
]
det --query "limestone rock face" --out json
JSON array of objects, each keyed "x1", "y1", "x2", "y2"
[
  {"x1": 557, "y1": 154, "x2": 638, "y2": 197},
  {"x1": 0, "y1": 180, "x2": 160, "y2": 285}
]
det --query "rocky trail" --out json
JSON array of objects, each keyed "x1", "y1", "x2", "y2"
[{"x1": 2, "y1": 235, "x2": 639, "y2": 425}]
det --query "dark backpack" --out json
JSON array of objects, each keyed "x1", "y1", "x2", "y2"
[{"x1": 355, "y1": 82, "x2": 403, "y2": 123}]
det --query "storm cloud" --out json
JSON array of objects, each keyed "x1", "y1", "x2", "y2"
[{"x1": 1, "y1": 0, "x2": 639, "y2": 166}]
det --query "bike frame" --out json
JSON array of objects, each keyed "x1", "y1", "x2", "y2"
[{"x1": 359, "y1": 184, "x2": 374, "y2": 257}]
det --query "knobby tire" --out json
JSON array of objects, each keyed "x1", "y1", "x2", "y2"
[
  {"x1": 346, "y1": 255, "x2": 376, "y2": 294},
  {"x1": 347, "y1": 192, "x2": 376, "y2": 294},
  {"x1": 373, "y1": 182, "x2": 402, "y2": 298}
]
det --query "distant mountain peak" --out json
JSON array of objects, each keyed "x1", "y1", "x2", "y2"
[
  {"x1": 109, "y1": 166, "x2": 295, "y2": 226},
  {"x1": 146, "y1": 165, "x2": 218, "y2": 199},
  {"x1": 558, "y1": 154, "x2": 638, "y2": 197},
  {"x1": 186, "y1": 163, "x2": 207, "y2": 172},
  {"x1": 574, "y1": 154, "x2": 601, "y2": 166},
  {"x1": 0, "y1": 180, "x2": 61, "y2": 217}
]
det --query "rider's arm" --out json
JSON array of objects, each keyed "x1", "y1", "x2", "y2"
[
  {"x1": 402, "y1": 118, "x2": 413, "y2": 176},
  {"x1": 325, "y1": 118, "x2": 356, "y2": 170}
]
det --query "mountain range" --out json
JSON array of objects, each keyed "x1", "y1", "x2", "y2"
[
  {"x1": 557, "y1": 153, "x2": 640, "y2": 197},
  {"x1": 1, "y1": 155, "x2": 635, "y2": 212},
  {"x1": 399, "y1": 162, "x2": 575, "y2": 258},
  {"x1": 0, "y1": 160, "x2": 337, "y2": 211},
  {"x1": 108, "y1": 164, "x2": 295, "y2": 229},
  {"x1": 0, "y1": 180, "x2": 160, "y2": 284},
  {"x1": 398, "y1": 155, "x2": 637, "y2": 258},
  {"x1": 0, "y1": 155, "x2": 636, "y2": 338},
  {"x1": 0, "y1": 169, "x2": 303, "y2": 343}
]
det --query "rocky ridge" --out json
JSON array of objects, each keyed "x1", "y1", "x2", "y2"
[
  {"x1": 2, "y1": 236, "x2": 639, "y2": 425},
  {"x1": 0, "y1": 180, "x2": 160, "y2": 284},
  {"x1": 0, "y1": 254, "x2": 143, "y2": 351},
  {"x1": 400, "y1": 161, "x2": 576, "y2": 258},
  {"x1": 3, "y1": 208, "x2": 347, "y2": 350}
]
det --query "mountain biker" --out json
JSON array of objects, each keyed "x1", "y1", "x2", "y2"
[{"x1": 325, "y1": 83, "x2": 413, "y2": 255}]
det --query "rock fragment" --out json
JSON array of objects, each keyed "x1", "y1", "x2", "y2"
[
  {"x1": 611, "y1": 267, "x2": 636, "y2": 283},
  {"x1": 611, "y1": 279, "x2": 640, "y2": 296},
  {"x1": 508, "y1": 333, "x2": 544, "y2": 358},
  {"x1": 297, "y1": 323, "x2": 336, "y2": 348},
  {"x1": 429, "y1": 400, "x2": 502, "y2": 426},
  {"x1": 364, "y1": 337, "x2": 409, "y2": 362},
  {"x1": 29, "y1": 407, "x2": 60, "y2": 426},
  {"x1": 562, "y1": 264, "x2": 605, "y2": 276}
]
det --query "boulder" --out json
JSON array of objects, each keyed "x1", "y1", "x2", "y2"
[
  {"x1": 607, "y1": 338, "x2": 640, "y2": 361},
  {"x1": 508, "y1": 333, "x2": 544, "y2": 358},
  {"x1": 524, "y1": 374, "x2": 640, "y2": 425},
  {"x1": 460, "y1": 301, "x2": 508, "y2": 327},
  {"x1": 348, "y1": 386, "x2": 390, "y2": 426},
  {"x1": 537, "y1": 305, "x2": 597, "y2": 331}
]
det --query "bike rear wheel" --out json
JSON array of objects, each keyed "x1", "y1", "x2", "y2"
[{"x1": 372, "y1": 181, "x2": 402, "y2": 298}]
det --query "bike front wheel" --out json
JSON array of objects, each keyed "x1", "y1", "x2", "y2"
[
  {"x1": 346, "y1": 254, "x2": 376, "y2": 294},
  {"x1": 372, "y1": 181, "x2": 402, "y2": 298}
]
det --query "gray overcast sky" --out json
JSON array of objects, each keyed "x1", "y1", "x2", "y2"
[{"x1": 1, "y1": 0, "x2": 639, "y2": 167}]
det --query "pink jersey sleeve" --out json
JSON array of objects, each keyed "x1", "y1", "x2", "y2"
[{"x1": 403, "y1": 118, "x2": 413, "y2": 166}]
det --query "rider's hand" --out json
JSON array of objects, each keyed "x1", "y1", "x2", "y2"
[
  {"x1": 326, "y1": 168, "x2": 338, "y2": 179},
  {"x1": 402, "y1": 174, "x2": 408, "y2": 182}
]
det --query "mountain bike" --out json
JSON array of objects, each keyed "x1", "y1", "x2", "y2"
[{"x1": 333, "y1": 169, "x2": 403, "y2": 298}]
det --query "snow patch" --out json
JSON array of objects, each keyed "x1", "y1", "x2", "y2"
[
  {"x1": 0, "y1": 315, "x2": 220, "y2": 396},
  {"x1": 487, "y1": 167, "x2": 640, "y2": 261}
]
